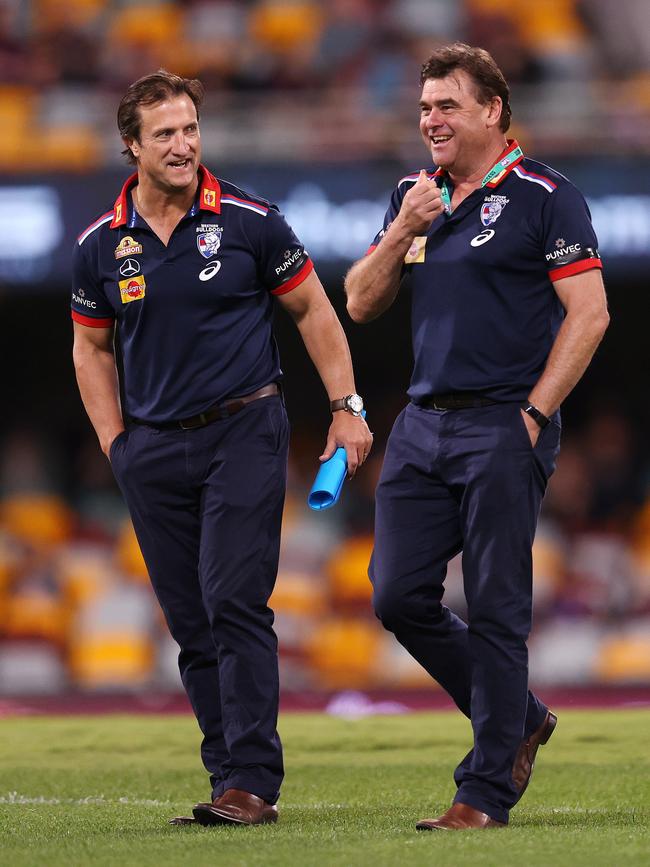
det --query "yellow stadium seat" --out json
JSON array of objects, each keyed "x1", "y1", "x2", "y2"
[
  {"x1": 107, "y1": 4, "x2": 184, "y2": 48},
  {"x1": 68, "y1": 632, "x2": 154, "y2": 687},
  {"x1": 4, "y1": 588, "x2": 68, "y2": 645},
  {"x1": 115, "y1": 520, "x2": 149, "y2": 583},
  {"x1": 1, "y1": 494, "x2": 74, "y2": 548},
  {"x1": 594, "y1": 634, "x2": 650, "y2": 682},
  {"x1": 326, "y1": 534, "x2": 374, "y2": 608},
  {"x1": 249, "y1": 1, "x2": 323, "y2": 52},
  {"x1": 305, "y1": 617, "x2": 382, "y2": 689}
]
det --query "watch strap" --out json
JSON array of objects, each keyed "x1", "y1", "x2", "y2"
[
  {"x1": 521, "y1": 402, "x2": 550, "y2": 429},
  {"x1": 330, "y1": 398, "x2": 347, "y2": 412}
]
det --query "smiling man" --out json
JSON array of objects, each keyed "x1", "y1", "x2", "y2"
[
  {"x1": 71, "y1": 70, "x2": 371, "y2": 827},
  {"x1": 345, "y1": 44, "x2": 609, "y2": 830}
]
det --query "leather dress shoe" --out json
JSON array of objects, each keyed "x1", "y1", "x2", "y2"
[
  {"x1": 513, "y1": 710, "x2": 557, "y2": 802},
  {"x1": 192, "y1": 788, "x2": 278, "y2": 826},
  {"x1": 169, "y1": 815, "x2": 197, "y2": 826},
  {"x1": 416, "y1": 802, "x2": 505, "y2": 831}
]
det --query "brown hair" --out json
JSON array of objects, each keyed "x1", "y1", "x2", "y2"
[
  {"x1": 420, "y1": 43, "x2": 511, "y2": 132},
  {"x1": 117, "y1": 69, "x2": 205, "y2": 164}
]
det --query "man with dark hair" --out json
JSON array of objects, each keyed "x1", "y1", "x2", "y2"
[
  {"x1": 345, "y1": 43, "x2": 609, "y2": 831},
  {"x1": 72, "y1": 70, "x2": 371, "y2": 827}
]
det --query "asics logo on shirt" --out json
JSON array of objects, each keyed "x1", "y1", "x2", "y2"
[
  {"x1": 470, "y1": 229, "x2": 496, "y2": 247},
  {"x1": 199, "y1": 262, "x2": 222, "y2": 281}
]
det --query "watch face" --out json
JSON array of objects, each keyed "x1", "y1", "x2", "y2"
[{"x1": 346, "y1": 394, "x2": 364, "y2": 415}]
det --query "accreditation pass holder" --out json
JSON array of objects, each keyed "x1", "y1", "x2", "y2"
[{"x1": 307, "y1": 410, "x2": 366, "y2": 511}]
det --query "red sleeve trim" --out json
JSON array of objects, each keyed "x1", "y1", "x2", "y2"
[
  {"x1": 71, "y1": 310, "x2": 115, "y2": 328},
  {"x1": 365, "y1": 245, "x2": 377, "y2": 256},
  {"x1": 549, "y1": 258, "x2": 602, "y2": 282},
  {"x1": 271, "y1": 259, "x2": 314, "y2": 295}
]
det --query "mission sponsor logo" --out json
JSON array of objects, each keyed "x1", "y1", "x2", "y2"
[
  {"x1": 480, "y1": 194, "x2": 509, "y2": 227},
  {"x1": 72, "y1": 287, "x2": 97, "y2": 309},
  {"x1": 114, "y1": 236, "x2": 143, "y2": 259},
  {"x1": 197, "y1": 226, "x2": 223, "y2": 259},
  {"x1": 275, "y1": 248, "x2": 304, "y2": 275},
  {"x1": 118, "y1": 274, "x2": 146, "y2": 303}
]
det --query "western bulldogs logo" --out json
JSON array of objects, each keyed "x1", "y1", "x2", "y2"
[
  {"x1": 480, "y1": 195, "x2": 509, "y2": 227},
  {"x1": 197, "y1": 227, "x2": 223, "y2": 259}
]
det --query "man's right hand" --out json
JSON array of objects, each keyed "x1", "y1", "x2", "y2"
[{"x1": 397, "y1": 169, "x2": 444, "y2": 235}]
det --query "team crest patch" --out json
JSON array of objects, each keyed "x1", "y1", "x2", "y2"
[
  {"x1": 202, "y1": 188, "x2": 217, "y2": 208},
  {"x1": 480, "y1": 195, "x2": 509, "y2": 227},
  {"x1": 115, "y1": 236, "x2": 143, "y2": 259},
  {"x1": 197, "y1": 227, "x2": 223, "y2": 259},
  {"x1": 119, "y1": 274, "x2": 146, "y2": 303},
  {"x1": 404, "y1": 236, "x2": 427, "y2": 264}
]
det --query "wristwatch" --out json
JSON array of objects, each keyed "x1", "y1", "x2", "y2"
[
  {"x1": 521, "y1": 401, "x2": 550, "y2": 429},
  {"x1": 330, "y1": 394, "x2": 364, "y2": 417}
]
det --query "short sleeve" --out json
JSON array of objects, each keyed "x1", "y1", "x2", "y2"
[
  {"x1": 366, "y1": 186, "x2": 404, "y2": 255},
  {"x1": 71, "y1": 240, "x2": 115, "y2": 327},
  {"x1": 259, "y1": 206, "x2": 314, "y2": 296},
  {"x1": 541, "y1": 182, "x2": 602, "y2": 282}
]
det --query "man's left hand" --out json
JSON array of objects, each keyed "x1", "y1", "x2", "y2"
[
  {"x1": 319, "y1": 412, "x2": 373, "y2": 478},
  {"x1": 520, "y1": 409, "x2": 541, "y2": 448}
]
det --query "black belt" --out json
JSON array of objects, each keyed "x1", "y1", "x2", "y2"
[
  {"x1": 420, "y1": 393, "x2": 498, "y2": 410},
  {"x1": 132, "y1": 383, "x2": 280, "y2": 430}
]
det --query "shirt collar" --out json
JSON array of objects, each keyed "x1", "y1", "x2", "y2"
[
  {"x1": 109, "y1": 164, "x2": 222, "y2": 229},
  {"x1": 432, "y1": 139, "x2": 523, "y2": 190}
]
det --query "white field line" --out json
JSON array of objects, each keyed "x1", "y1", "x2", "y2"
[
  {"x1": 0, "y1": 796, "x2": 634, "y2": 817},
  {"x1": 0, "y1": 792, "x2": 171, "y2": 806}
]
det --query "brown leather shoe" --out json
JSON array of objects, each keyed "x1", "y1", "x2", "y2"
[
  {"x1": 192, "y1": 788, "x2": 278, "y2": 826},
  {"x1": 416, "y1": 802, "x2": 505, "y2": 831},
  {"x1": 513, "y1": 710, "x2": 557, "y2": 801},
  {"x1": 169, "y1": 815, "x2": 198, "y2": 826}
]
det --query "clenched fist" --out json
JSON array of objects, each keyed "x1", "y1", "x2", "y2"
[{"x1": 398, "y1": 169, "x2": 444, "y2": 235}]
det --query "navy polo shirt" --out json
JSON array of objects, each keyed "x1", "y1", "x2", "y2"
[
  {"x1": 72, "y1": 165, "x2": 313, "y2": 422},
  {"x1": 368, "y1": 141, "x2": 603, "y2": 403}
]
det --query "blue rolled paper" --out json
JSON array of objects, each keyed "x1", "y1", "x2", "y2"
[
  {"x1": 308, "y1": 447, "x2": 348, "y2": 510},
  {"x1": 308, "y1": 410, "x2": 366, "y2": 511}
]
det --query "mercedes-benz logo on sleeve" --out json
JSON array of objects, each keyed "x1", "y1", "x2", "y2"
[{"x1": 119, "y1": 258, "x2": 141, "y2": 277}]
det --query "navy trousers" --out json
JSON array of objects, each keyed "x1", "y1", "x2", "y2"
[
  {"x1": 370, "y1": 401, "x2": 561, "y2": 824},
  {"x1": 109, "y1": 395, "x2": 289, "y2": 804}
]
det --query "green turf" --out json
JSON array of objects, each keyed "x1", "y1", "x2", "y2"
[{"x1": 0, "y1": 708, "x2": 648, "y2": 866}]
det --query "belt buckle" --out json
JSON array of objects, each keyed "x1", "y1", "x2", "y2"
[{"x1": 179, "y1": 412, "x2": 207, "y2": 431}]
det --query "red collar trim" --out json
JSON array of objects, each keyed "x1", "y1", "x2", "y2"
[
  {"x1": 432, "y1": 139, "x2": 523, "y2": 188},
  {"x1": 109, "y1": 164, "x2": 221, "y2": 228},
  {"x1": 197, "y1": 165, "x2": 221, "y2": 214},
  {"x1": 110, "y1": 171, "x2": 138, "y2": 228}
]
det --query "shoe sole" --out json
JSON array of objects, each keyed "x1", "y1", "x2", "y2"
[
  {"x1": 192, "y1": 805, "x2": 278, "y2": 826},
  {"x1": 416, "y1": 820, "x2": 506, "y2": 831}
]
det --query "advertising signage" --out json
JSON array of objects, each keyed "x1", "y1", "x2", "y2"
[{"x1": 1, "y1": 160, "x2": 650, "y2": 290}]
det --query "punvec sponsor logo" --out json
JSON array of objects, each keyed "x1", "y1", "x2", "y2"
[
  {"x1": 546, "y1": 242, "x2": 581, "y2": 261},
  {"x1": 73, "y1": 288, "x2": 97, "y2": 308},
  {"x1": 275, "y1": 248, "x2": 303, "y2": 275}
]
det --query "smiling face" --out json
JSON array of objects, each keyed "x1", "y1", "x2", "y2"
[
  {"x1": 419, "y1": 69, "x2": 503, "y2": 177},
  {"x1": 126, "y1": 94, "x2": 201, "y2": 194}
]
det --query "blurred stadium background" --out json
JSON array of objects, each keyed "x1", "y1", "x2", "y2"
[{"x1": 1, "y1": 0, "x2": 649, "y2": 701}]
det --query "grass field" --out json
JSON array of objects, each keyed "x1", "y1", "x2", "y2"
[{"x1": 0, "y1": 708, "x2": 648, "y2": 866}]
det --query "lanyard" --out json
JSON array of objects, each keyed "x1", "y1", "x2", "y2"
[{"x1": 439, "y1": 145, "x2": 523, "y2": 214}]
